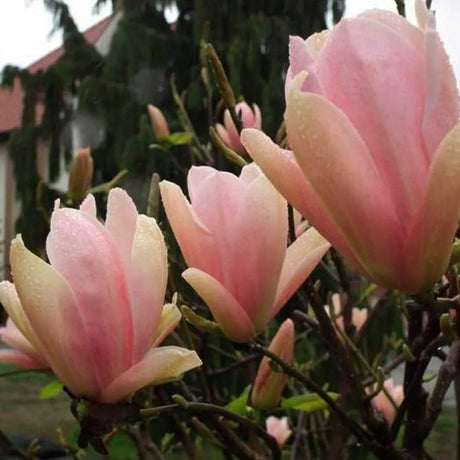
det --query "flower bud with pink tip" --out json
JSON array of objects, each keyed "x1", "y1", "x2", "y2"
[
  {"x1": 251, "y1": 319, "x2": 294, "y2": 409},
  {"x1": 148, "y1": 104, "x2": 170, "y2": 141}
]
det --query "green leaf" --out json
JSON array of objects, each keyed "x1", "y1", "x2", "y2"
[
  {"x1": 281, "y1": 393, "x2": 339, "y2": 413},
  {"x1": 39, "y1": 381, "x2": 64, "y2": 400},
  {"x1": 226, "y1": 386, "x2": 250, "y2": 416},
  {"x1": 166, "y1": 132, "x2": 193, "y2": 146}
]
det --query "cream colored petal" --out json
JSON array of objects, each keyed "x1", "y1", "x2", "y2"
[
  {"x1": 10, "y1": 236, "x2": 100, "y2": 399},
  {"x1": 151, "y1": 302, "x2": 182, "y2": 348},
  {"x1": 403, "y1": 122, "x2": 460, "y2": 291},
  {"x1": 129, "y1": 215, "x2": 168, "y2": 360},
  {"x1": 102, "y1": 346, "x2": 202, "y2": 403},
  {"x1": 0, "y1": 281, "x2": 39, "y2": 348}
]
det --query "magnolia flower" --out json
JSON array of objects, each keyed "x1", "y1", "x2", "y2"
[
  {"x1": 325, "y1": 293, "x2": 367, "y2": 332},
  {"x1": 266, "y1": 416, "x2": 292, "y2": 447},
  {"x1": 160, "y1": 164, "x2": 330, "y2": 342},
  {"x1": 0, "y1": 188, "x2": 201, "y2": 403},
  {"x1": 251, "y1": 319, "x2": 294, "y2": 409},
  {"x1": 216, "y1": 101, "x2": 262, "y2": 154},
  {"x1": 372, "y1": 378, "x2": 404, "y2": 424},
  {"x1": 242, "y1": 0, "x2": 460, "y2": 293}
]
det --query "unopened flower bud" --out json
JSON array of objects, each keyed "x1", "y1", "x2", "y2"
[
  {"x1": 251, "y1": 319, "x2": 294, "y2": 409},
  {"x1": 148, "y1": 104, "x2": 170, "y2": 141},
  {"x1": 68, "y1": 148, "x2": 93, "y2": 204}
]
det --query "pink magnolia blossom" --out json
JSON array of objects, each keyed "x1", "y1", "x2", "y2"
[
  {"x1": 0, "y1": 188, "x2": 201, "y2": 403},
  {"x1": 242, "y1": 0, "x2": 460, "y2": 293},
  {"x1": 266, "y1": 416, "x2": 292, "y2": 448},
  {"x1": 216, "y1": 102, "x2": 262, "y2": 155},
  {"x1": 325, "y1": 293, "x2": 368, "y2": 332},
  {"x1": 251, "y1": 319, "x2": 294, "y2": 409},
  {"x1": 160, "y1": 164, "x2": 330, "y2": 342},
  {"x1": 372, "y1": 378, "x2": 404, "y2": 424}
]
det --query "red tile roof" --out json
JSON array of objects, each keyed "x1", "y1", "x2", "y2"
[{"x1": 0, "y1": 15, "x2": 113, "y2": 134}]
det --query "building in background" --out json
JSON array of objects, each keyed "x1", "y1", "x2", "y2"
[{"x1": 0, "y1": 13, "x2": 121, "y2": 279}]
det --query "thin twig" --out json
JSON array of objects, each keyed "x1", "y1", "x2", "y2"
[{"x1": 207, "y1": 354, "x2": 261, "y2": 377}]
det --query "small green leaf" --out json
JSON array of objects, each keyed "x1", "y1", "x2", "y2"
[
  {"x1": 226, "y1": 386, "x2": 250, "y2": 416},
  {"x1": 281, "y1": 393, "x2": 339, "y2": 413},
  {"x1": 39, "y1": 381, "x2": 63, "y2": 400},
  {"x1": 161, "y1": 433, "x2": 174, "y2": 452},
  {"x1": 166, "y1": 132, "x2": 193, "y2": 146}
]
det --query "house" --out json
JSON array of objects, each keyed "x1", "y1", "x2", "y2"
[{"x1": 0, "y1": 12, "x2": 122, "y2": 280}]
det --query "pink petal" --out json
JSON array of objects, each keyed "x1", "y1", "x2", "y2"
[
  {"x1": 187, "y1": 166, "x2": 217, "y2": 203},
  {"x1": 46, "y1": 208, "x2": 133, "y2": 386},
  {"x1": 224, "y1": 109, "x2": 244, "y2": 154},
  {"x1": 190, "y1": 171, "x2": 246, "y2": 286},
  {"x1": 286, "y1": 36, "x2": 314, "y2": 97},
  {"x1": 273, "y1": 228, "x2": 330, "y2": 317},
  {"x1": 239, "y1": 162, "x2": 262, "y2": 185},
  {"x1": 266, "y1": 416, "x2": 292, "y2": 448},
  {"x1": 358, "y1": 9, "x2": 424, "y2": 51},
  {"x1": 101, "y1": 346, "x2": 202, "y2": 403},
  {"x1": 252, "y1": 104, "x2": 262, "y2": 129},
  {"x1": 0, "y1": 319, "x2": 48, "y2": 366},
  {"x1": 286, "y1": 35, "x2": 325, "y2": 98},
  {"x1": 159, "y1": 181, "x2": 219, "y2": 276},
  {"x1": 0, "y1": 349, "x2": 46, "y2": 370},
  {"x1": 421, "y1": 17, "x2": 459, "y2": 158},
  {"x1": 215, "y1": 123, "x2": 238, "y2": 152},
  {"x1": 286, "y1": 79, "x2": 405, "y2": 287},
  {"x1": 304, "y1": 30, "x2": 329, "y2": 59},
  {"x1": 403, "y1": 122, "x2": 460, "y2": 292},
  {"x1": 10, "y1": 236, "x2": 101, "y2": 399},
  {"x1": 129, "y1": 215, "x2": 168, "y2": 360},
  {"x1": 241, "y1": 129, "x2": 313, "y2": 220},
  {"x1": 79, "y1": 194, "x2": 97, "y2": 219},
  {"x1": 241, "y1": 128, "x2": 370, "y2": 276},
  {"x1": 227, "y1": 174, "x2": 287, "y2": 331},
  {"x1": 105, "y1": 188, "x2": 138, "y2": 269},
  {"x1": 182, "y1": 268, "x2": 256, "y2": 342},
  {"x1": 237, "y1": 102, "x2": 255, "y2": 127},
  {"x1": 315, "y1": 17, "x2": 429, "y2": 226}
]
